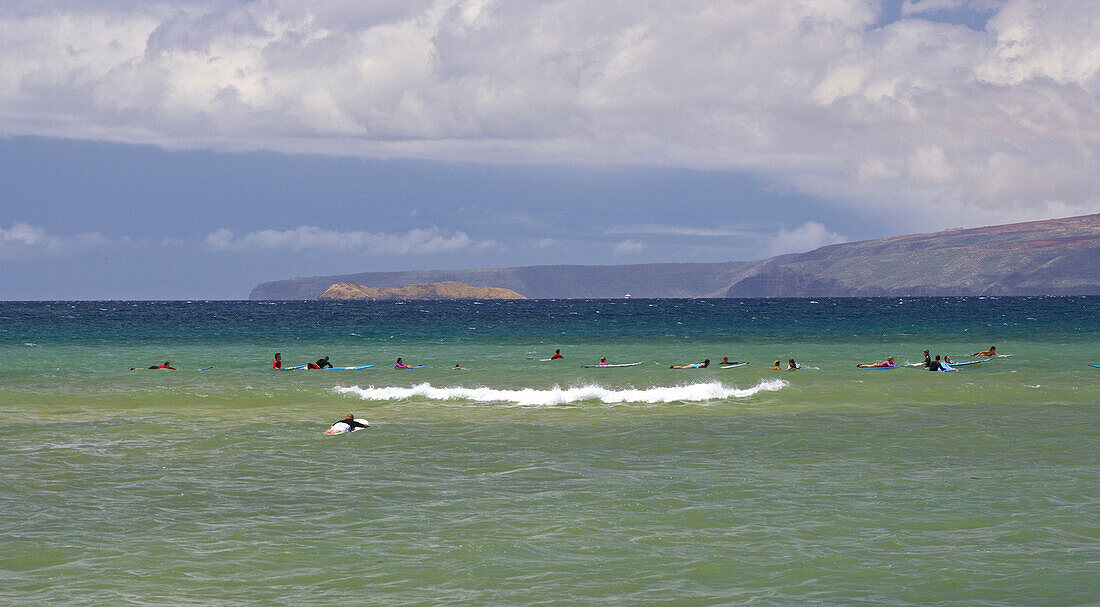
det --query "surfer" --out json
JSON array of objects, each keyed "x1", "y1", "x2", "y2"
[
  {"x1": 944, "y1": 355, "x2": 955, "y2": 364},
  {"x1": 772, "y1": 360, "x2": 782, "y2": 370},
  {"x1": 927, "y1": 355, "x2": 948, "y2": 371},
  {"x1": 272, "y1": 353, "x2": 282, "y2": 369},
  {"x1": 598, "y1": 357, "x2": 608, "y2": 366},
  {"x1": 151, "y1": 361, "x2": 176, "y2": 370},
  {"x1": 922, "y1": 350, "x2": 931, "y2": 368},
  {"x1": 671, "y1": 359, "x2": 710, "y2": 369},
  {"x1": 333, "y1": 414, "x2": 369, "y2": 431},
  {"x1": 787, "y1": 358, "x2": 800, "y2": 370},
  {"x1": 857, "y1": 356, "x2": 896, "y2": 368},
  {"x1": 395, "y1": 358, "x2": 412, "y2": 369},
  {"x1": 973, "y1": 346, "x2": 998, "y2": 357},
  {"x1": 308, "y1": 356, "x2": 333, "y2": 369},
  {"x1": 453, "y1": 363, "x2": 462, "y2": 370},
  {"x1": 550, "y1": 349, "x2": 564, "y2": 360}
]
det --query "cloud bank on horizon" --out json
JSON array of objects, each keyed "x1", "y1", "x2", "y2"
[{"x1": 1, "y1": 0, "x2": 1098, "y2": 228}]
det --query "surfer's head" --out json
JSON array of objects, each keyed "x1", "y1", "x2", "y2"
[{"x1": 346, "y1": 413, "x2": 355, "y2": 419}]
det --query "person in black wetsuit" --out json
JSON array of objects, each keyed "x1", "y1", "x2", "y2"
[
  {"x1": 922, "y1": 350, "x2": 931, "y2": 369},
  {"x1": 334, "y1": 414, "x2": 369, "y2": 430},
  {"x1": 927, "y1": 355, "x2": 947, "y2": 372},
  {"x1": 313, "y1": 356, "x2": 333, "y2": 369}
]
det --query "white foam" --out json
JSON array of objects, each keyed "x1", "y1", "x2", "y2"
[{"x1": 333, "y1": 379, "x2": 787, "y2": 407}]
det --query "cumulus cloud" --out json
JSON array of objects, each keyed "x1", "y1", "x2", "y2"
[
  {"x1": 0, "y1": 222, "x2": 112, "y2": 259},
  {"x1": 768, "y1": 222, "x2": 848, "y2": 256},
  {"x1": 1, "y1": 0, "x2": 1099, "y2": 226},
  {"x1": 202, "y1": 226, "x2": 475, "y2": 254}
]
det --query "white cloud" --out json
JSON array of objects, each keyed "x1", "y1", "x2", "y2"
[
  {"x1": 0, "y1": 1, "x2": 1099, "y2": 226},
  {"x1": 606, "y1": 224, "x2": 748, "y2": 237},
  {"x1": 201, "y1": 225, "x2": 475, "y2": 254},
  {"x1": 908, "y1": 145, "x2": 955, "y2": 182},
  {"x1": 0, "y1": 222, "x2": 112, "y2": 259},
  {"x1": 902, "y1": 0, "x2": 1002, "y2": 17},
  {"x1": 612, "y1": 239, "x2": 645, "y2": 255},
  {"x1": 768, "y1": 221, "x2": 848, "y2": 256}
]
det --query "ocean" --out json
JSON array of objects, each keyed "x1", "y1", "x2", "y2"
[{"x1": 1, "y1": 298, "x2": 1097, "y2": 604}]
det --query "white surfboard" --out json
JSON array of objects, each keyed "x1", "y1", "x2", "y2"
[{"x1": 325, "y1": 419, "x2": 370, "y2": 435}]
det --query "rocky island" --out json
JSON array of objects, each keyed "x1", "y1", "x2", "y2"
[{"x1": 317, "y1": 281, "x2": 526, "y2": 301}]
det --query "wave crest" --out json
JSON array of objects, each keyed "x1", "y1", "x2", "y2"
[{"x1": 333, "y1": 380, "x2": 787, "y2": 406}]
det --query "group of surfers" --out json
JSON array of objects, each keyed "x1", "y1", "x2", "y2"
[
  {"x1": 144, "y1": 345, "x2": 1006, "y2": 372},
  {"x1": 857, "y1": 346, "x2": 1003, "y2": 369}
]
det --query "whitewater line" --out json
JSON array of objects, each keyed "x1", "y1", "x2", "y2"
[{"x1": 333, "y1": 380, "x2": 787, "y2": 406}]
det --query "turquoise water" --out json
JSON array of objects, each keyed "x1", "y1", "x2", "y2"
[{"x1": 1, "y1": 298, "x2": 1098, "y2": 604}]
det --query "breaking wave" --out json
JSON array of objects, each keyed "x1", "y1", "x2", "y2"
[{"x1": 333, "y1": 379, "x2": 787, "y2": 407}]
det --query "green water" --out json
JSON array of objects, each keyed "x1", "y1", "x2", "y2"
[{"x1": 1, "y1": 299, "x2": 1097, "y2": 604}]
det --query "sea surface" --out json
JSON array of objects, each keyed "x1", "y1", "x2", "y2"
[{"x1": 1, "y1": 298, "x2": 1098, "y2": 605}]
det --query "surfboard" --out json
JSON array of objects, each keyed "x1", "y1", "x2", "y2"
[
  {"x1": 322, "y1": 365, "x2": 374, "y2": 370},
  {"x1": 938, "y1": 365, "x2": 958, "y2": 372},
  {"x1": 856, "y1": 365, "x2": 899, "y2": 370},
  {"x1": 942, "y1": 360, "x2": 984, "y2": 367},
  {"x1": 197, "y1": 367, "x2": 214, "y2": 371},
  {"x1": 1089, "y1": 364, "x2": 1100, "y2": 368},
  {"x1": 325, "y1": 419, "x2": 370, "y2": 435},
  {"x1": 720, "y1": 362, "x2": 748, "y2": 369},
  {"x1": 279, "y1": 364, "x2": 308, "y2": 370},
  {"x1": 395, "y1": 365, "x2": 426, "y2": 369},
  {"x1": 581, "y1": 361, "x2": 644, "y2": 368}
]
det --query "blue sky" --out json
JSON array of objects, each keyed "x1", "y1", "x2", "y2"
[{"x1": 1, "y1": 0, "x2": 1098, "y2": 298}]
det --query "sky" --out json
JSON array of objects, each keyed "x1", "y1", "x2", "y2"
[{"x1": 1, "y1": 0, "x2": 1098, "y2": 299}]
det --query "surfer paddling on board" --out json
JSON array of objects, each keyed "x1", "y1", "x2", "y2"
[
  {"x1": 550, "y1": 349, "x2": 563, "y2": 360},
  {"x1": 395, "y1": 358, "x2": 413, "y2": 369},
  {"x1": 973, "y1": 346, "x2": 999, "y2": 357},
  {"x1": 334, "y1": 414, "x2": 368, "y2": 430},
  {"x1": 308, "y1": 356, "x2": 333, "y2": 369},
  {"x1": 132, "y1": 361, "x2": 177, "y2": 370},
  {"x1": 671, "y1": 359, "x2": 710, "y2": 369},
  {"x1": 272, "y1": 353, "x2": 282, "y2": 369},
  {"x1": 325, "y1": 414, "x2": 370, "y2": 435},
  {"x1": 598, "y1": 357, "x2": 608, "y2": 366},
  {"x1": 857, "y1": 356, "x2": 896, "y2": 368}
]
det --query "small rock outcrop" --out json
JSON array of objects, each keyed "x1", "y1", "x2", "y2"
[{"x1": 317, "y1": 281, "x2": 526, "y2": 301}]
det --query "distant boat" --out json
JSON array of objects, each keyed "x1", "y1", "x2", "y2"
[{"x1": 624, "y1": 294, "x2": 631, "y2": 299}]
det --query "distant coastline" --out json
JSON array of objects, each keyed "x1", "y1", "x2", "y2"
[{"x1": 251, "y1": 214, "x2": 1100, "y2": 299}]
